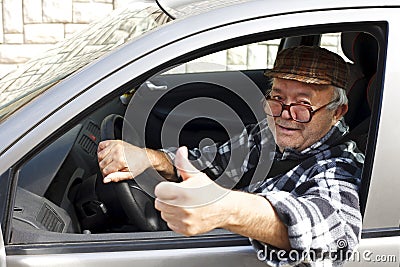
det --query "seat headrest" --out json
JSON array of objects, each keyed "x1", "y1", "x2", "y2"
[
  {"x1": 353, "y1": 33, "x2": 378, "y2": 77},
  {"x1": 341, "y1": 32, "x2": 359, "y2": 62},
  {"x1": 341, "y1": 32, "x2": 378, "y2": 76}
]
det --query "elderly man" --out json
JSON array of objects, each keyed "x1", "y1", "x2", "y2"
[{"x1": 97, "y1": 46, "x2": 364, "y2": 266}]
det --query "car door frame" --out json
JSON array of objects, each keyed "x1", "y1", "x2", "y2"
[{"x1": 2, "y1": 5, "x2": 399, "y2": 267}]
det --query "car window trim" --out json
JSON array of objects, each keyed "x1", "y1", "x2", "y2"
[
  {"x1": 6, "y1": 231, "x2": 249, "y2": 255},
  {"x1": 361, "y1": 228, "x2": 400, "y2": 239}
]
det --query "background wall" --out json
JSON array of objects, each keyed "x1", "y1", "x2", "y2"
[
  {"x1": 0, "y1": 0, "x2": 343, "y2": 79},
  {"x1": 0, "y1": 0, "x2": 132, "y2": 78}
]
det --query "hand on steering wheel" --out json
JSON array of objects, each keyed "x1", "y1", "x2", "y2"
[
  {"x1": 98, "y1": 114, "x2": 167, "y2": 231},
  {"x1": 98, "y1": 140, "x2": 149, "y2": 183}
]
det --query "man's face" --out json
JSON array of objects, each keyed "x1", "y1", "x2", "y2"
[{"x1": 266, "y1": 78, "x2": 346, "y2": 152}]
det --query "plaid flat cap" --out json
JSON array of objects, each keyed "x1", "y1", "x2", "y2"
[{"x1": 265, "y1": 46, "x2": 349, "y2": 89}]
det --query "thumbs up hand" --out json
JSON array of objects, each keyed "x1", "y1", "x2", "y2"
[
  {"x1": 155, "y1": 147, "x2": 291, "y2": 250},
  {"x1": 154, "y1": 146, "x2": 231, "y2": 236},
  {"x1": 175, "y1": 145, "x2": 202, "y2": 181}
]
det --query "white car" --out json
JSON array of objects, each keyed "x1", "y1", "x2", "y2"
[{"x1": 0, "y1": 0, "x2": 399, "y2": 266}]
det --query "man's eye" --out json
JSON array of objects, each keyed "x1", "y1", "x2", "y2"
[
  {"x1": 272, "y1": 95, "x2": 282, "y2": 100},
  {"x1": 299, "y1": 100, "x2": 311, "y2": 105}
]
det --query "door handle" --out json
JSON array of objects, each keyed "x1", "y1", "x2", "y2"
[{"x1": 143, "y1": 81, "x2": 168, "y2": 91}]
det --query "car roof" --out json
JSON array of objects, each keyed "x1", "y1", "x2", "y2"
[
  {"x1": 157, "y1": 0, "x2": 253, "y2": 19},
  {"x1": 159, "y1": 0, "x2": 400, "y2": 19}
]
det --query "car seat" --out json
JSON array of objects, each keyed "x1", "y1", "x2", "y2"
[{"x1": 340, "y1": 32, "x2": 378, "y2": 153}]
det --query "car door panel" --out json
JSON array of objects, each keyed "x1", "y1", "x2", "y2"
[{"x1": 6, "y1": 246, "x2": 264, "y2": 267}]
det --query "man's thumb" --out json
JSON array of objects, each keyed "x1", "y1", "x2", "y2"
[{"x1": 175, "y1": 146, "x2": 199, "y2": 181}]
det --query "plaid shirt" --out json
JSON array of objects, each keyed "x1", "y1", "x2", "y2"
[{"x1": 162, "y1": 118, "x2": 364, "y2": 267}]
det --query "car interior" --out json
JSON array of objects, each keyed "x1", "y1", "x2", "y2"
[{"x1": 9, "y1": 25, "x2": 385, "y2": 245}]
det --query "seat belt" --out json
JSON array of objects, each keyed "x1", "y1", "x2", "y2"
[{"x1": 266, "y1": 158, "x2": 306, "y2": 178}]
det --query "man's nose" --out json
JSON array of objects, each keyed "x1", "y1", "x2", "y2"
[{"x1": 281, "y1": 108, "x2": 292, "y2": 120}]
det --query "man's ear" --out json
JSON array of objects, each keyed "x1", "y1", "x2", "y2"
[{"x1": 333, "y1": 104, "x2": 348, "y2": 122}]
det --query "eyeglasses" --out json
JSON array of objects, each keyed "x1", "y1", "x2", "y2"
[{"x1": 263, "y1": 96, "x2": 338, "y2": 123}]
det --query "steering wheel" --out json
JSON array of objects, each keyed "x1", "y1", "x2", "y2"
[{"x1": 99, "y1": 114, "x2": 167, "y2": 231}]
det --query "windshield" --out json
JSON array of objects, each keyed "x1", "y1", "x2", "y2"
[
  {"x1": 157, "y1": 0, "x2": 253, "y2": 19},
  {"x1": 0, "y1": 0, "x2": 171, "y2": 122}
]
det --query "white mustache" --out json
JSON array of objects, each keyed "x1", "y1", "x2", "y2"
[{"x1": 274, "y1": 119, "x2": 302, "y2": 130}]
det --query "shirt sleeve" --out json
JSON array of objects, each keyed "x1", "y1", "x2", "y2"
[
  {"x1": 251, "y1": 161, "x2": 362, "y2": 266},
  {"x1": 160, "y1": 123, "x2": 268, "y2": 187}
]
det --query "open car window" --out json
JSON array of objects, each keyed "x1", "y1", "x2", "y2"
[
  {"x1": 8, "y1": 22, "x2": 385, "y2": 251},
  {"x1": 166, "y1": 39, "x2": 280, "y2": 74}
]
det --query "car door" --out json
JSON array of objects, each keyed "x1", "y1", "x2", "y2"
[{"x1": 2, "y1": 2, "x2": 399, "y2": 267}]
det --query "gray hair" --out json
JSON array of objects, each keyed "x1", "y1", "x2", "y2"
[{"x1": 326, "y1": 86, "x2": 348, "y2": 110}]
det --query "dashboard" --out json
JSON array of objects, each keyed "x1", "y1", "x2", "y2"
[{"x1": 15, "y1": 97, "x2": 126, "y2": 234}]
